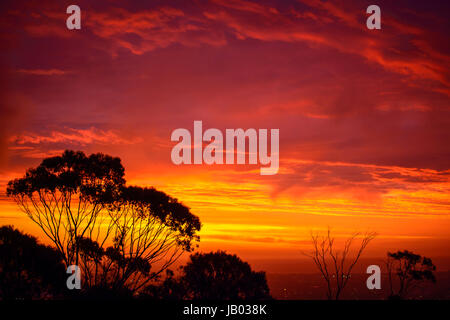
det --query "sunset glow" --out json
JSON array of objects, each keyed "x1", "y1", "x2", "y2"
[{"x1": 1, "y1": 0, "x2": 449, "y2": 275}]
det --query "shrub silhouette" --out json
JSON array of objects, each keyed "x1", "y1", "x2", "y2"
[
  {"x1": 144, "y1": 251, "x2": 271, "y2": 300},
  {"x1": 0, "y1": 225, "x2": 66, "y2": 300},
  {"x1": 386, "y1": 250, "x2": 436, "y2": 299}
]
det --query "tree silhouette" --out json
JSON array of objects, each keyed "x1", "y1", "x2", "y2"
[
  {"x1": 75, "y1": 186, "x2": 201, "y2": 292},
  {"x1": 304, "y1": 228, "x2": 376, "y2": 300},
  {"x1": 386, "y1": 250, "x2": 436, "y2": 299},
  {"x1": 146, "y1": 251, "x2": 271, "y2": 300},
  {"x1": 140, "y1": 269, "x2": 186, "y2": 300},
  {"x1": 6, "y1": 150, "x2": 125, "y2": 267},
  {"x1": 7, "y1": 150, "x2": 201, "y2": 293},
  {"x1": 0, "y1": 225, "x2": 66, "y2": 300}
]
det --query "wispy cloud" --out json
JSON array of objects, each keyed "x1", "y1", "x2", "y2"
[
  {"x1": 85, "y1": 7, "x2": 226, "y2": 55},
  {"x1": 16, "y1": 68, "x2": 69, "y2": 76},
  {"x1": 9, "y1": 127, "x2": 143, "y2": 146}
]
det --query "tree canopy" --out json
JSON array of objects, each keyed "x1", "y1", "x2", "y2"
[
  {"x1": 144, "y1": 251, "x2": 271, "y2": 300},
  {"x1": 0, "y1": 225, "x2": 66, "y2": 300},
  {"x1": 6, "y1": 150, "x2": 201, "y2": 293},
  {"x1": 304, "y1": 228, "x2": 376, "y2": 300},
  {"x1": 386, "y1": 250, "x2": 436, "y2": 299}
]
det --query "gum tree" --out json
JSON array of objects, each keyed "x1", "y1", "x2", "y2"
[
  {"x1": 77, "y1": 186, "x2": 201, "y2": 291},
  {"x1": 7, "y1": 150, "x2": 125, "y2": 266},
  {"x1": 7, "y1": 150, "x2": 201, "y2": 292},
  {"x1": 304, "y1": 228, "x2": 376, "y2": 300},
  {"x1": 386, "y1": 250, "x2": 436, "y2": 299}
]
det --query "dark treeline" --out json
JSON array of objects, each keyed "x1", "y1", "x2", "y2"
[
  {"x1": 0, "y1": 150, "x2": 437, "y2": 300},
  {"x1": 0, "y1": 225, "x2": 271, "y2": 300},
  {"x1": 2, "y1": 150, "x2": 271, "y2": 300}
]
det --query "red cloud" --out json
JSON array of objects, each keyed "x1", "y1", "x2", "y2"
[
  {"x1": 9, "y1": 127, "x2": 142, "y2": 146},
  {"x1": 17, "y1": 69, "x2": 68, "y2": 76}
]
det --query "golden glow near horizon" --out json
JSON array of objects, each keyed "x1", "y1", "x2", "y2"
[
  {"x1": 1, "y1": 0, "x2": 449, "y2": 272},
  {"x1": 2, "y1": 155, "x2": 449, "y2": 270}
]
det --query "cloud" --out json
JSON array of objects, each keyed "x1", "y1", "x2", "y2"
[
  {"x1": 16, "y1": 69, "x2": 69, "y2": 76},
  {"x1": 7, "y1": 148, "x2": 66, "y2": 160},
  {"x1": 204, "y1": 0, "x2": 449, "y2": 92},
  {"x1": 210, "y1": 0, "x2": 279, "y2": 17},
  {"x1": 204, "y1": 158, "x2": 450, "y2": 205},
  {"x1": 85, "y1": 7, "x2": 227, "y2": 55},
  {"x1": 12, "y1": 0, "x2": 447, "y2": 94},
  {"x1": 9, "y1": 127, "x2": 143, "y2": 146}
]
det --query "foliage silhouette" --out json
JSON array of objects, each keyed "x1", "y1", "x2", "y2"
[
  {"x1": 143, "y1": 251, "x2": 271, "y2": 300},
  {"x1": 386, "y1": 250, "x2": 436, "y2": 300},
  {"x1": 7, "y1": 150, "x2": 125, "y2": 267},
  {"x1": 140, "y1": 269, "x2": 186, "y2": 300},
  {"x1": 69, "y1": 285, "x2": 134, "y2": 300},
  {"x1": 304, "y1": 228, "x2": 376, "y2": 300},
  {"x1": 0, "y1": 225, "x2": 66, "y2": 300},
  {"x1": 7, "y1": 150, "x2": 201, "y2": 294}
]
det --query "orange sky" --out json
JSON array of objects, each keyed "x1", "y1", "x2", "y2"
[{"x1": 0, "y1": 0, "x2": 449, "y2": 272}]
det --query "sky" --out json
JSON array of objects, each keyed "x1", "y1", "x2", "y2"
[{"x1": 0, "y1": 0, "x2": 449, "y2": 272}]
